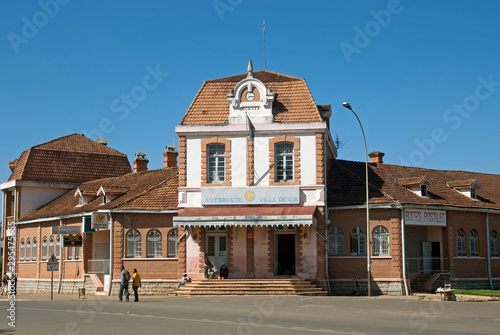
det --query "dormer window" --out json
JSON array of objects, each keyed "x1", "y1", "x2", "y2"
[
  {"x1": 447, "y1": 179, "x2": 482, "y2": 200},
  {"x1": 399, "y1": 176, "x2": 433, "y2": 197},
  {"x1": 79, "y1": 196, "x2": 83, "y2": 206},
  {"x1": 102, "y1": 195, "x2": 107, "y2": 204},
  {"x1": 75, "y1": 187, "x2": 98, "y2": 206},
  {"x1": 97, "y1": 186, "x2": 129, "y2": 205}
]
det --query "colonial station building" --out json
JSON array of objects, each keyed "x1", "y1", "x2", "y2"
[{"x1": 2, "y1": 64, "x2": 499, "y2": 296}]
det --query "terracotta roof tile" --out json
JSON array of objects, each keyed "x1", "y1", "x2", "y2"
[
  {"x1": 328, "y1": 159, "x2": 500, "y2": 210},
  {"x1": 8, "y1": 134, "x2": 131, "y2": 183},
  {"x1": 181, "y1": 70, "x2": 322, "y2": 125},
  {"x1": 19, "y1": 167, "x2": 178, "y2": 221}
]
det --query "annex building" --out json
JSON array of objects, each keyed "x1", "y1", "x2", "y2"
[{"x1": 2, "y1": 64, "x2": 499, "y2": 296}]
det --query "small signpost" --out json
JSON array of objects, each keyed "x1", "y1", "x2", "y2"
[{"x1": 47, "y1": 253, "x2": 58, "y2": 300}]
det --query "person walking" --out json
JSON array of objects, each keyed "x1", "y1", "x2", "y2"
[
  {"x1": 1, "y1": 273, "x2": 9, "y2": 295},
  {"x1": 132, "y1": 269, "x2": 141, "y2": 302},
  {"x1": 119, "y1": 265, "x2": 130, "y2": 302}
]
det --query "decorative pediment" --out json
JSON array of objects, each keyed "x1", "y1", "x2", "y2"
[{"x1": 226, "y1": 60, "x2": 275, "y2": 125}]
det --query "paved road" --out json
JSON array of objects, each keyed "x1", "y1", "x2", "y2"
[{"x1": 1, "y1": 294, "x2": 499, "y2": 334}]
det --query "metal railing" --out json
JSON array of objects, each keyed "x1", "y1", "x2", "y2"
[
  {"x1": 87, "y1": 259, "x2": 110, "y2": 275},
  {"x1": 405, "y1": 257, "x2": 448, "y2": 276}
]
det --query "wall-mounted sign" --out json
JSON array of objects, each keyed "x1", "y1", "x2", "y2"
[
  {"x1": 404, "y1": 209, "x2": 446, "y2": 226},
  {"x1": 47, "y1": 253, "x2": 59, "y2": 271},
  {"x1": 92, "y1": 212, "x2": 109, "y2": 229},
  {"x1": 63, "y1": 235, "x2": 83, "y2": 247},
  {"x1": 51, "y1": 226, "x2": 81, "y2": 235},
  {"x1": 83, "y1": 217, "x2": 95, "y2": 233},
  {"x1": 201, "y1": 187, "x2": 300, "y2": 205}
]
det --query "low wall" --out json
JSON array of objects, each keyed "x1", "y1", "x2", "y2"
[{"x1": 328, "y1": 280, "x2": 405, "y2": 296}]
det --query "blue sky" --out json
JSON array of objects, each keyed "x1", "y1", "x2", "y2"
[{"x1": 1, "y1": 0, "x2": 499, "y2": 197}]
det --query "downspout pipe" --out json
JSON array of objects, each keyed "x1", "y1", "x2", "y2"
[
  {"x1": 324, "y1": 134, "x2": 331, "y2": 296},
  {"x1": 486, "y1": 214, "x2": 494, "y2": 290},
  {"x1": 58, "y1": 219, "x2": 63, "y2": 293},
  {"x1": 401, "y1": 209, "x2": 408, "y2": 295},
  {"x1": 108, "y1": 211, "x2": 113, "y2": 296},
  {"x1": 13, "y1": 187, "x2": 18, "y2": 277}
]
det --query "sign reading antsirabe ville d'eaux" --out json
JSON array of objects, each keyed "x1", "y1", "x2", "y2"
[{"x1": 201, "y1": 187, "x2": 300, "y2": 205}]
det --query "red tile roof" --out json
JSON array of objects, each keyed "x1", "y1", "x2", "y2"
[
  {"x1": 181, "y1": 70, "x2": 323, "y2": 125},
  {"x1": 8, "y1": 134, "x2": 132, "y2": 183},
  {"x1": 19, "y1": 167, "x2": 178, "y2": 221},
  {"x1": 328, "y1": 159, "x2": 500, "y2": 210}
]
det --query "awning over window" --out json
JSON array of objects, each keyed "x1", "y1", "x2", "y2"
[{"x1": 173, "y1": 206, "x2": 317, "y2": 228}]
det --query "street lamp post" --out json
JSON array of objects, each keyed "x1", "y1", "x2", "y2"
[{"x1": 342, "y1": 102, "x2": 371, "y2": 297}]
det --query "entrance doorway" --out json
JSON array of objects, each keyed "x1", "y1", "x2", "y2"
[
  {"x1": 206, "y1": 227, "x2": 227, "y2": 269},
  {"x1": 274, "y1": 225, "x2": 296, "y2": 275}
]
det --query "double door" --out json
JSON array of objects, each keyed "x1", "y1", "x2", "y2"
[{"x1": 206, "y1": 228, "x2": 227, "y2": 269}]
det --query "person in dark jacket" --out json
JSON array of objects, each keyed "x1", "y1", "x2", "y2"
[{"x1": 219, "y1": 263, "x2": 228, "y2": 279}]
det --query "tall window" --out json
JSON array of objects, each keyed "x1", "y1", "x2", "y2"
[
  {"x1": 208, "y1": 144, "x2": 225, "y2": 183},
  {"x1": 75, "y1": 246, "x2": 81, "y2": 260},
  {"x1": 328, "y1": 227, "x2": 344, "y2": 256},
  {"x1": 32, "y1": 237, "x2": 37, "y2": 261},
  {"x1": 168, "y1": 229, "x2": 178, "y2": 258},
  {"x1": 56, "y1": 236, "x2": 61, "y2": 260},
  {"x1": 49, "y1": 236, "x2": 55, "y2": 258},
  {"x1": 42, "y1": 236, "x2": 47, "y2": 261},
  {"x1": 456, "y1": 229, "x2": 466, "y2": 256},
  {"x1": 68, "y1": 245, "x2": 73, "y2": 260},
  {"x1": 350, "y1": 226, "x2": 366, "y2": 256},
  {"x1": 372, "y1": 226, "x2": 390, "y2": 256},
  {"x1": 126, "y1": 229, "x2": 141, "y2": 258},
  {"x1": 147, "y1": 229, "x2": 162, "y2": 258},
  {"x1": 275, "y1": 142, "x2": 294, "y2": 182},
  {"x1": 20, "y1": 239, "x2": 25, "y2": 261},
  {"x1": 26, "y1": 238, "x2": 32, "y2": 261},
  {"x1": 470, "y1": 230, "x2": 479, "y2": 256},
  {"x1": 490, "y1": 231, "x2": 499, "y2": 257}
]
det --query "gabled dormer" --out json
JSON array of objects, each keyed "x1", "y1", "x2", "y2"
[
  {"x1": 74, "y1": 187, "x2": 98, "y2": 206},
  {"x1": 97, "y1": 186, "x2": 130, "y2": 204},
  {"x1": 226, "y1": 60, "x2": 275, "y2": 125},
  {"x1": 447, "y1": 179, "x2": 482, "y2": 200},
  {"x1": 399, "y1": 176, "x2": 433, "y2": 197}
]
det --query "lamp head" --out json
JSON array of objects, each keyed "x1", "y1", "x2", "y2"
[{"x1": 342, "y1": 102, "x2": 352, "y2": 110}]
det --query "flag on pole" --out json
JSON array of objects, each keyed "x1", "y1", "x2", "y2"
[
  {"x1": 247, "y1": 114, "x2": 255, "y2": 141},
  {"x1": 263, "y1": 19, "x2": 265, "y2": 33}
]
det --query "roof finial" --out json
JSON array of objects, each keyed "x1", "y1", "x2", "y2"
[{"x1": 247, "y1": 60, "x2": 253, "y2": 78}]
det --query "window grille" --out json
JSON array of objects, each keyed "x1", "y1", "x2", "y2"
[
  {"x1": 275, "y1": 142, "x2": 294, "y2": 182},
  {"x1": 350, "y1": 226, "x2": 366, "y2": 256},
  {"x1": 208, "y1": 144, "x2": 225, "y2": 183},
  {"x1": 32, "y1": 237, "x2": 37, "y2": 261},
  {"x1": 328, "y1": 227, "x2": 344, "y2": 256},
  {"x1": 168, "y1": 229, "x2": 178, "y2": 258},
  {"x1": 26, "y1": 238, "x2": 31, "y2": 261},
  {"x1": 470, "y1": 230, "x2": 479, "y2": 256},
  {"x1": 372, "y1": 226, "x2": 390, "y2": 256},
  {"x1": 20, "y1": 239, "x2": 25, "y2": 261},
  {"x1": 126, "y1": 229, "x2": 141, "y2": 258},
  {"x1": 42, "y1": 236, "x2": 47, "y2": 261},
  {"x1": 56, "y1": 236, "x2": 61, "y2": 260},
  {"x1": 147, "y1": 229, "x2": 162, "y2": 258},
  {"x1": 456, "y1": 230, "x2": 466, "y2": 256},
  {"x1": 49, "y1": 236, "x2": 55, "y2": 259},
  {"x1": 490, "y1": 231, "x2": 499, "y2": 257}
]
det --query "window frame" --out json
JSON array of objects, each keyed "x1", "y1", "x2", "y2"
[
  {"x1": 456, "y1": 229, "x2": 466, "y2": 256},
  {"x1": 350, "y1": 226, "x2": 367, "y2": 256},
  {"x1": 147, "y1": 229, "x2": 163, "y2": 258},
  {"x1": 372, "y1": 225, "x2": 390, "y2": 256},
  {"x1": 168, "y1": 229, "x2": 178, "y2": 258},
  {"x1": 42, "y1": 236, "x2": 47, "y2": 261},
  {"x1": 470, "y1": 230, "x2": 479, "y2": 256},
  {"x1": 490, "y1": 231, "x2": 499, "y2": 257},
  {"x1": 269, "y1": 135, "x2": 300, "y2": 186},
  {"x1": 207, "y1": 144, "x2": 226, "y2": 184},
  {"x1": 20, "y1": 238, "x2": 25, "y2": 261},
  {"x1": 32, "y1": 237, "x2": 37, "y2": 261},
  {"x1": 328, "y1": 227, "x2": 344, "y2": 256},
  {"x1": 26, "y1": 238, "x2": 32, "y2": 261},
  {"x1": 126, "y1": 229, "x2": 142, "y2": 258},
  {"x1": 201, "y1": 137, "x2": 231, "y2": 187}
]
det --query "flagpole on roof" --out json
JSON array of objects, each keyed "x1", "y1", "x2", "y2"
[{"x1": 263, "y1": 19, "x2": 267, "y2": 70}]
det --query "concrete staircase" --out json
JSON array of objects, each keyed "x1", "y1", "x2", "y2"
[{"x1": 175, "y1": 278, "x2": 327, "y2": 296}]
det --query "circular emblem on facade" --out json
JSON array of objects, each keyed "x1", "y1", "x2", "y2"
[
  {"x1": 244, "y1": 191, "x2": 255, "y2": 201},
  {"x1": 96, "y1": 214, "x2": 105, "y2": 223}
]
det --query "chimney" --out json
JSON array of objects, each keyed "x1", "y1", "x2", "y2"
[
  {"x1": 163, "y1": 146, "x2": 178, "y2": 168},
  {"x1": 133, "y1": 152, "x2": 149, "y2": 173},
  {"x1": 368, "y1": 151, "x2": 385, "y2": 164},
  {"x1": 8, "y1": 159, "x2": 18, "y2": 172},
  {"x1": 97, "y1": 139, "x2": 108, "y2": 146}
]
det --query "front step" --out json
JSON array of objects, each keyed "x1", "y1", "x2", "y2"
[{"x1": 176, "y1": 279, "x2": 327, "y2": 296}]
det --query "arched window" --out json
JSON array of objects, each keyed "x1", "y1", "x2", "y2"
[
  {"x1": 328, "y1": 227, "x2": 344, "y2": 256},
  {"x1": 275, "y1": 142, "x2": 294, "y2": 182},
  {"x1": 168, "y1": 229, "x2": 178, "y2": 258},
  {"x1": 373, "y1": 226, "x2": 390, "y2": 256},
  {"x1": 350, "y1": 227, "x2": 366, "y2": 256},
  {"x1": 20, "y1": 239, "x2": 25, "y2": 261},
  {"x1": 56, "y1": 235, "x2": 61, "y2": 259},
  {"x1": 126, "y1": 229, "x2": 141, "y2": 258},
  {"x1": 26, "y1": 238, "x2": 32, "y2": 261},
  {"x1": 490, "y1": 231, "x2": 499, "y2": 257},
  {"x1": 470, "y1": 230, "x2": 479, "y2": 256},
  {"x1": 147, "y1": 229, "x2": 162, "y2": 258},
  {"x1": 208, "y1": 144, "x2": 226, "y2": 183},
  {"x1": 32, "y1": 237, "x2": 37, "y2": 261},
  {"x1": 49, "y1": 236, "x2": 55, "y2": 258},
  {"x1": 67, "y1": 245, "x2": 73, "y2": 260},
  {"x1": 42, "y1": 236, "x2": 48, "y2": 261},
  {"x1": 75, "y1": 246, "x2": 81, "y2": 260},
  {"x1": 456, "y1": 230, "x2": 466, "y2": 256}
]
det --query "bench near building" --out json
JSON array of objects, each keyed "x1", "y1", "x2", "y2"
[{"x1": 2, "y1": 64, "x2": 499, "y2": 296}]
